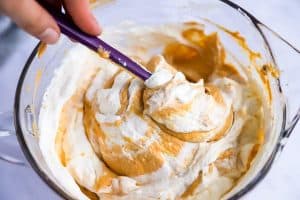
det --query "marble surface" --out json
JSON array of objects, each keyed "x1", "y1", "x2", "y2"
[{"x1": 0, "y1": 0, "x2": 299, "y2": 199}]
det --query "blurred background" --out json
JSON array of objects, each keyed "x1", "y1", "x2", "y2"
[{"x1": 0, "y1": 0, "x2": 299, "y2": 199}]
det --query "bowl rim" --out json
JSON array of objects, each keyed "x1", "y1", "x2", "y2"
[{"x1": 14, "y1": 0, "x2": 286, "y2": 199}]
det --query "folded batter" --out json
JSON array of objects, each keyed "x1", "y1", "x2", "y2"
[{"x1": 39, "y1": 22, "x2": 267, "y2": 200}]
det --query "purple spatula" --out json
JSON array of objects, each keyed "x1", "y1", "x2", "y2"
[{"x1": 42, "y1": 3, "x2": 152, "y2": 80}]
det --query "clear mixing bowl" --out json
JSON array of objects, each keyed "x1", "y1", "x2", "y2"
[{"x1": 0, "y1": 0, "x2": 299, "y2": 199}]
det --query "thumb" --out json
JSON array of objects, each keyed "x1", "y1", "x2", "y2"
[{"x1": 0, "y1": 0, "x2": 60, "y2": 44}]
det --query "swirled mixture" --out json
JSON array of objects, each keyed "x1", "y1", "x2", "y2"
[{"x1": 39, "y1": 22, "x2": 268, "y2": 200}]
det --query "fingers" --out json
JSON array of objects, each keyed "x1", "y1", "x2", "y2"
[
  {"x1": 0, "y1": 0, "x2": 101, "y2": 43},
  {"x1": 0, "y1": 0, "x2": 60, "y2": 44},
  {"x1": 63, "y1": 0, "x2": 101, "y2": 36}
]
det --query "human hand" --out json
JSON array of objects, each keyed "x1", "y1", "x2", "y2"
[{"x1": 0, "y1": 0, "x2": 101, "y2": 44}]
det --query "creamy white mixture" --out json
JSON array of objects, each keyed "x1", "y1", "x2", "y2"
[
  {"x1": 145, "y1": 56, "x2": 232, "y2": 134},
  {"x1": 39, "y1": 23, "x2": 272, "y2": 200}
]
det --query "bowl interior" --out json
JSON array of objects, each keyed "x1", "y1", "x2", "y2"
[{"x1": 15, "y1": 0, "x2": 285, "y2": 199}]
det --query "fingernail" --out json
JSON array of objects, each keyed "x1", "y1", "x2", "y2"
[
  {"x1": 91, "y1": 16, "x2": 102, "y2": 35},
  {"x1": 39, "y1": 28, "x2": 59, "y2": 44}
]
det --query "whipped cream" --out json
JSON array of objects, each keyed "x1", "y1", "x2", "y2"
[
  {"x1": 144, "y1": 56, "x2": 232, "y2": 139},
  {"x1": 39, "y1": 22, "x2": 271, "y2": 200}
]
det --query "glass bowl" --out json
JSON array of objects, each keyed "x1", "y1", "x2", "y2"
[{"x1": 1, "y1": 0, "x2": 298, "y2": 199}]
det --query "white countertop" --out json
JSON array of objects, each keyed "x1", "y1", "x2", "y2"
[{"x1": 0, "y1": 0, "x2": 299, "y2": 199}]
